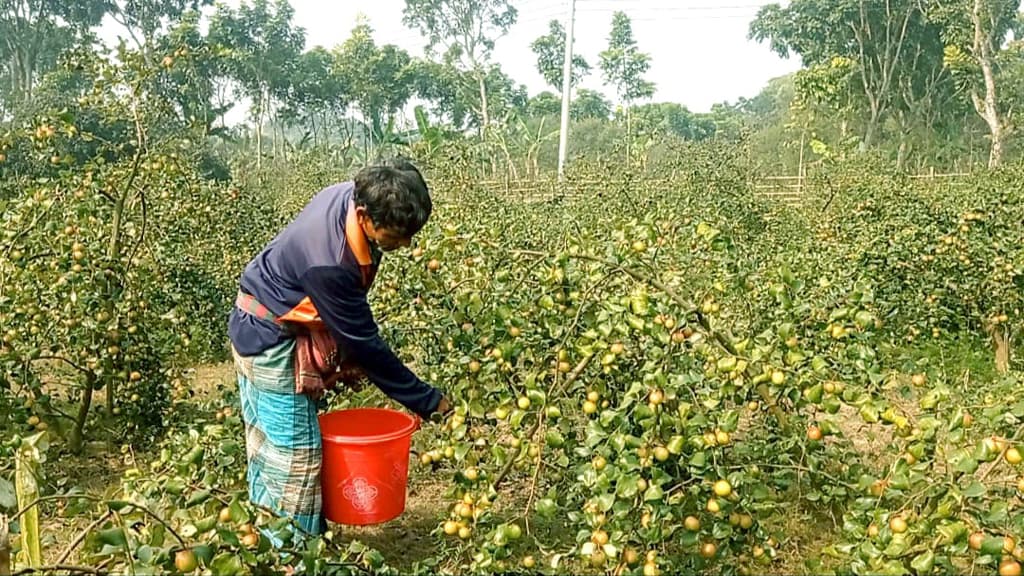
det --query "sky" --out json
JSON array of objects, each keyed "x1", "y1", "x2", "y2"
[{"x1": 98, "y1": 0, "x2": 802, "y2": 124}]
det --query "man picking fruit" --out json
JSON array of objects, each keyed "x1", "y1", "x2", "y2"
[{"x1": 227, "y1": 158, "x2": 452, "y2": 540}]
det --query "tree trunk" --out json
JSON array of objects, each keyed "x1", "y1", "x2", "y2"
[
  {"x1": 477, "y1": 70, "x2": 490, "y2": 138},
  {"x1": 71, "y1": 381, "x2": 93, "y2": 453},
  {"x1": 971, "y1": 0, "x2": 1005, "y2": 168},
  {"x1": 862, "y1": 103, "x2": 880, "y2": 150},
  {"x1": 992, "y1": 325, "x2": 1010, "y2": 374}
]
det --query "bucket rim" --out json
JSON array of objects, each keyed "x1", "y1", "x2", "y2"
[{"x1": 319, "y1": 407, "x2": 420, "y2": 445}]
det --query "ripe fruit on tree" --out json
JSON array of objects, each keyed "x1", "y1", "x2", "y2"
[
  {"x1": 700, "y1": 541, "x2": 717, "y2": 558},
  {"x1": 889, "y1": 516, "x2": 908, "y2": 534},
  {"x1": 174, "y1": 549, "x2": 198, "y2": 572},
  {"x1": 713, "y1": 479, "x2": 732, "y2": 497},
  {"x1": 521, "y1": 556, "x2": 535, "y2": 569},
  {"x1": 684, "y1": 515, "x2": 700, "y2": 531},
  {"x1": 427, "y1": 259, "x2": 441, "y2": 271},
  {"x1": 911, "y1": 373, "x2": 926, "y2": 386},
  {"x1": 807, "y1": 425, "x2": 823, "y2": 441},
  {"x1": 1001, "y1": 559, "x2": 1022, "y2": 576},
  {"x1": 1006, "y1": 447, "x2": 1022, "y2": 465},
  {"x1": 969, "y1": 531, "x2": 985, "y2": 550},
  {"x1": 241, "y1": 532, "x2": 259, "y2": 548},
  {"x1": 591, "y1": 529, "x2": 609, "y2": 545}
]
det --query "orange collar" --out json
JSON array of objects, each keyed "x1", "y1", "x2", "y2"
[{"x1": 345, "y1": 198, "x2": 373, "y2": 268}]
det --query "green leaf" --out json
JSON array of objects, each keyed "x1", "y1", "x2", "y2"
[
  {"x1": 643, "y1": 484, "x2": 663, "y2": 502},
  {"x1": 0, "y1": 476, "x2": 15, "y2": 509},
  {"x1": 596, "y1": 493, "x2": 615, "y2": 511},
  {"x1": 882, "y1": 534, "x2": 909, "y2": 558},
  {"x1": 910, "y1": 550, "x2": 934, "y2": 574},
  {"x1": 980, "y1": 536, "x2": 1006, "y2": 556},
  {"x1": 210, "y1": 553, "x2": 245, "y2": 576},
  {"x1": 962, "y1": 481, "x2": 986, "y2": 499}
]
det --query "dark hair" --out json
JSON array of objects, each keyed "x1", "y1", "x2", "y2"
[{"x1": 353, "y1": 158, "x2": 432, "y2": 237}]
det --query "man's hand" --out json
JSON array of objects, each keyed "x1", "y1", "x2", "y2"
[{"x1": 436, "y1": 396, "x2": 452, "y2": 416}]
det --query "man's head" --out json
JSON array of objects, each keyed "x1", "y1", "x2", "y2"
[{"x1": 352, "y1": 158, "x2": 432, "y2": 252}]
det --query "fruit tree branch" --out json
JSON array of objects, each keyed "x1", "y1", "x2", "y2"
[
  {"x1": 491, "y1": 353, "x2": 593, "y2": 491},
  {"x1": 55, "y1": 511, "x2": 112, "y2": 565}
]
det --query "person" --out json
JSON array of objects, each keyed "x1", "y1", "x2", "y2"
[{"x1": 227, "y1": 158, "x2": 452, "y2": 540}]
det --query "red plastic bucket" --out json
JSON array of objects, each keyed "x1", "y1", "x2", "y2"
[{"x1": 319, "y1": 408, "x2": 420, "y2": 526}]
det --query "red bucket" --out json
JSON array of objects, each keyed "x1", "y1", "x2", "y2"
[{"x1": 319, "y1": 408, "x2": 420, "y2": 526}]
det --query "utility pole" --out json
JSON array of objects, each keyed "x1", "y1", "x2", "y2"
[{"x1": 556, "y1": 0, "x2": 576, "y2": 180}]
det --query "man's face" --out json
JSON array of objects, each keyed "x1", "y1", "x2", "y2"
[{"x1": 356, "y1": 208, "x2": 412, "y2": 252}]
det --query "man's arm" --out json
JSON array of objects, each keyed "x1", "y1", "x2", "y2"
[{"x1": 300, "y1": 265, "x2": 446, "y2": 419}]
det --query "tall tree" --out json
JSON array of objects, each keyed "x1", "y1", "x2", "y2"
[
  {"x1": 208, "y1": 0, "x2": 305, "y2": 167},
  {"x1": 0, "y1": 0, "x2": 107, "y2": 110},
  {"x1": 599, "y1": 11, "x2": 655, "y2": 143},
  {"x1": 530, "y1": 19, "x2": 590, "y2": 92},
  {"x1": 571, "y1": 89, "x2": 612, "y2": 121},
  {"x1": 105, "y1": 0, "x2": 213, "y2": 60},
  {"x1": 334, "y1": 20, "x2": 416, "y2": 151},
  {"x1": 402, "y1": 0, "x2": 517, "y2": 136},
  {"x1": 750, "y1": 0, "x2": 948, "y2": 152},
  {"x1": 930, "y1": 0, "x2": 1020, "y2": 166}
]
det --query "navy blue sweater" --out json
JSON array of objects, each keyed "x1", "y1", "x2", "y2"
[{"x1": 227, "y1": 182, "x2": 443, "y2": 418}]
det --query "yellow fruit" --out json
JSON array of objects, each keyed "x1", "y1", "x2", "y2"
[
  {"x1": 911, "y1": 373, "x2": 926, "y2": 386},
  {"x1": 739, "y1": 514, "x2": 753, "y2": 530},
  {"x1": 969, "y1": 531, "x2": 985, "y2": 550},
  {"x1": 653, "y1": 446, "x2": 669, "y2": 462},
  {"x1": 1005, "y1": 447, "x2": 1022, "y2": 465},
  {"x1": 713, "y1": 479, "x2": 732, "y2": 497},
  {"x1": 521, "y1": 556, "x2": 535, "y2": 569},
  {"x1": 889, "y1": 516, "x2": 908, "y2": 534},
  {"x1": 517, "y1": 396, "x2": 531, "y2": 410},
  {"x1": 867, "y1": 524, "x2": 879, "y2": 538},
  {"x1": 589, "y1": 549, "x2": 606, "y2": 567},
  {"x1": 648, "y1": 389, "x2": 664, "y2": 405},
  {"x1": 458, "y1": 526, "x2": 472, "y2": 539},
  {"x1": 771, "y1": 370, "x2": 785, "y2": 385},
  {"x1": 241, "y1": 532, "x2": 259, "y2": 548},
  {"x1": 643, "y1": 562, "x2": 660, "y2": 576},
  {"x1": 593, "y1": 455, "x2": 607, "y2": 470},
  {"x1": 807, "y1": 426, "x2": 823, "y2": 441},
  {"x1": 706, "y1": 498, "x2": 720, "y2": 513},
  {"x1": 218, "y1": 507, "x2": 232, "y2": 523},
  {"x1": 174, "y1": 549, "x2": 198, "y2": 572},
  {"x1": 715, "y1": 430, "x2": 731, "y2": 445},
  {"x1": 443, "y1": 520, "x2": 459, "y2": 535},
  {"x1": 583, "y1": 400, "x2": 597, "y2": 414},
  {"x1": 684, "y1": 516, "x2": 701, "y2": 531},
  {"x1": 27, "y1": 415, "x2": 40, "y2": 427},
  {"x1": 1004, "y1": 536, "x2": 1016, "y2": 554},
  {"x1": 623, "y1": 548, "x2": 640, "y2": 566},
  {"x1": 463, "y1": 467, "x2": 479, "y2": 481},
  {"x1": 700, "y1": 542, "x2": 717, "y2": 558},
  {"x1": 1000, "y1": 559, "x2": 1022, "y2": 576},
  {"x1": 591, "y1": 529, "x2": 609, "y2": 545}
]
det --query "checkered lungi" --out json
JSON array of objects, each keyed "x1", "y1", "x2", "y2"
[{"x1": 232, "y1": 338, "x2": 326, "y2": 537}]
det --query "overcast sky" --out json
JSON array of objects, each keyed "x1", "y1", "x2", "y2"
[{"x1": 99, "y1": 0, "x2": 802, "y2": 122}]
